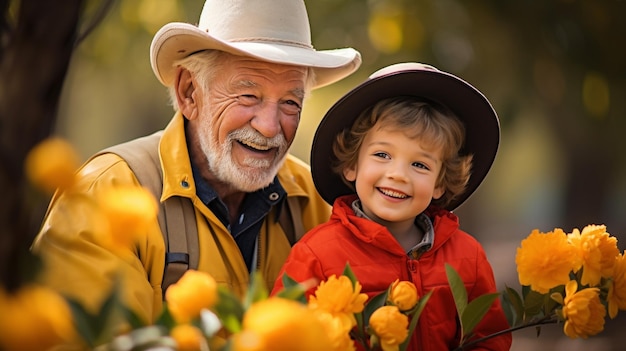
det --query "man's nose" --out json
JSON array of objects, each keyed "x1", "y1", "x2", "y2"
[{"x1": 251, "y1": 102, "x2": 281, "y2": 138}]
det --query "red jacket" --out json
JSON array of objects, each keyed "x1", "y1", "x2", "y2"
[{"x1": 272, "y1": 195, "x2": 511, "y2": 351}]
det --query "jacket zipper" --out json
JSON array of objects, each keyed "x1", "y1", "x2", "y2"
[
  {"x1": 407, "y1": 258, "x2": 417, "y2": 274},
  {"x1": 256, "y1": 231, "x2": 263, "y2": 271}
]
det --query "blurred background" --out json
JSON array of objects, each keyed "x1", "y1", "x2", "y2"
[{"x1": 52, "y1": 0, "x2": 625, "y2": 349}]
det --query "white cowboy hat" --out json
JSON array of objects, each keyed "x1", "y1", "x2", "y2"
[{"x1": 150, "y1": 0, "x2": 362, "y2": 89}]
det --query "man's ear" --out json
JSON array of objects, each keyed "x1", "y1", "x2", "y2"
[{"x1": 175, "y1": 68, "x2": 198, "y2": 120}]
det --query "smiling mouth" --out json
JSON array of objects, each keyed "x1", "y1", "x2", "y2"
[
  {"x1": 238, "y1": 140, "x2": 273, "y2": 153},
  {"x1": 378, "y1": 187, "x2": 409, "y2": 199}
]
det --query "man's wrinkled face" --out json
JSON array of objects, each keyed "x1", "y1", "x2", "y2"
[{"x1": 194, "y1": 56, "x2": 307, "y2": 192}]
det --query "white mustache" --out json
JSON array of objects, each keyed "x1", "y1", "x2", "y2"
[{"x1": 229, "y1": 127, "x2": 287, "y2": 151}]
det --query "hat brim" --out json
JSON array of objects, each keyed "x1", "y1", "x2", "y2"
[
  {"x1": 310, "y1": 68, "x2": 499, "y2": 211},
  {"x1": 150, "y1": 23, "x2": 361, "y2": 89}
]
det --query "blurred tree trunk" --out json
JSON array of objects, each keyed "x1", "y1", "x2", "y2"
[{"x1": 0, "y1": 0, "x2": 85, "y2": 291}]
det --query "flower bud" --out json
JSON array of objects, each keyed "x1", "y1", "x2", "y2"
[
  {"x1": 171, "y1": 324, "x2": 205, "y2": 351},
  {"x1": 166, "y1": 270, "x2": 218, "y2": 324},
  {"x1": 25, "y1": 137, "x2": 80, "y2": 194},
  {"x1": 369, "y1": 305, "x2": 409, "y2": 351},
  {"x1": 388, "y1": 279, "x2": 418, "y2": 311}
]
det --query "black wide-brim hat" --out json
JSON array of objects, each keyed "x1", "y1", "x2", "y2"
[{"x1": 310, "y1": 62, "x2": 500, "y2": 211}]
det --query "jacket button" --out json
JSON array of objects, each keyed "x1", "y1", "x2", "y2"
[{"x1": 269, "y1": 192, "x2": 279, "y2": 201}]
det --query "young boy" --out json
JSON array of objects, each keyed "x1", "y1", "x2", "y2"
[{"x1": 272, "y1": 63, "x2": 512, "y2": 350}]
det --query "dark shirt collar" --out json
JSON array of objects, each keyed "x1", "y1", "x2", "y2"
[{"x1": 190, "y1": 161, "x2": 286, "y2": 230}]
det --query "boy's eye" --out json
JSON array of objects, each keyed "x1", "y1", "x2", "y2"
[
  {"x1": 412, "y1": 162, "x2": 429, "y2": 170},
  {"x1": 373, "y1": 152, "x2": 389, "y2": 159}
]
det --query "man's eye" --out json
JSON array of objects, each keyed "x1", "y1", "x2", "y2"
[
  {"x1": 239, "y1": 95, "x2": 258, "y2": 104},
  {"x1": 285, "y1": 100, "x2": 301, "y2": 108},
  {"x1": 281, "y1": 100, "x2": 302, "y2": 115}
]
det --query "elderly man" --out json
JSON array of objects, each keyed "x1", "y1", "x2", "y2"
[{"x1": 31, "y1": 0, "x2": 361, "y2": 327}]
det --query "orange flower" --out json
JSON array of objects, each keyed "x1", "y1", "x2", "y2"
[
  {"x1": 369, "y1": 305, "x2": 409, "y2": 351},
  {"x1": 239, "y1": 297, "x2": 333, "y2": 351},
  {"x1": 0, "y1": 285, "x2": 75, "y2": 351},
  {"x1": 562, "y1": 280, "x2": 606, "y2": 339},
  {"x1": 515, "y1": 229, "x2": 581, "y2": 293},
  {"x1": 231, "y1": 330, "x2": 264, "y2": 351},
  {"x1": 308, "y1": 275, "x2": 367, "y2": 330},
  {"x1": 313, "y1": 310, "x2": 356, "y2": 351},
  {"x1": 608, "y1": 251, "x2": 626, "y2": 319},
  {"x1": 171, "y1": 324, "x2": 205, "y2": 351},
  {"x1": 98, "y1": 185, "x2": 158, "y2": 250},
  {"x1": 388, "y1": 279, "x2": 419, "y2": 311},
  {"x1": 25, "y1": 137, "x2": 80, "y2": 194},
  {"x1": 568, "y1": 224, "x2": 619, "y2": 286},
  {"x1": 166, "y1": 270, "x2": 218, "y2": 324}
]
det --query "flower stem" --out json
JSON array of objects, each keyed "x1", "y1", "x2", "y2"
[{"x1": 452, "y1": 316, "x2": 559, "y2": 351}]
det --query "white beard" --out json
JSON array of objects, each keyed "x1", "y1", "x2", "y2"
[{"x1": 198, "y1": 124, "x2": 288, "y2": 192}]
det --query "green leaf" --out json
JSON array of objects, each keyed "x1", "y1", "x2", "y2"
[
  {"x1": 363, "y1": 289, "x2": 388, "y2": 323},
  {"x1": 461, "y1": 292, "x2": 499, "y2": 339},
  {"x1": 523, "y1": 289, "x2": 545, "y2": 319},
  {"x1": 501, "y1": 295, "x2": 516, "y2": 330},
  {"x1": 154, "y1": 303, "x2": 176, "y2": 330},
  {"x1": 65, "y1": 285, "x2": 128, "y2": 348},
  {"x1": 503, "y1": 286, "x2": 524, "y2": 326},
  {"x1": 213, "y1": 286, "x2": 245, "y2": 333},
  {"x1": 276, "y1": 272, "x2": 307, "y2": 303},
  {"x1": 342, "y1": 262, "x2": 359, "y2": 288},
  {"x1": 445, "y1": 264, "x2": 468, "y2": 317},
  {"x1": 243, "y1": 271, "x2": 268, "y2": 309},
  {"x1": 280, "y1": 271, "x2": 300, "y2": 290},
  {"x1": 66, "y1": 298, "x2": 97, "y2": 347},
  {"x1": 400, "y1": 290, "x2": 433, "y2": 351}
]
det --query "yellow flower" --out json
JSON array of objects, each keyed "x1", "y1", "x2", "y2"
[
  {"x1": 308, "y1": 275, "x2": 368, "y2": 329},
  {"x1": 0, "y1": 285, "x2": 75, "y2": 351},
  {"x1": 171, "y1": 324, "x2": 205, "y2": 351},
  {"x1": 608, "y1": 251, "x2": 626, "y2": 319},
  {"x1": 568, "y1": 224, "x2": 619, "y2": 286},
  {"x1": 388, "y1": 279, "x2": 419, "y2": 311},
  {"x1": 231, "y1": 330, "x2": 265, "y2": 351},
  {"x1": 369, "y1": 305, "x2": 409, "y2": 351},
  {"x1": 98, "y1": 185, "x2": 158, "y2": 250},
  {"x1": 515, "y1": 228, "x2": 581, "y2": 294},
  {"x1": 313, "y1": 310, "x2": 356, "y2": 351},
  {"x1": 562, "y1": 280, "x2": 606, "y2": 339},
  {"x1": 240, "y1": 297, "x2": 333, "y2": 351},
  {"x1": 166, "y1": 270, "x2": 218, "y2": 324},
  {"x1": 25, "y1": 137, "x2": 80, "y2": 194}
]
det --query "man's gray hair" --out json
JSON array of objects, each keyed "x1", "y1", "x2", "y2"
[{"x1": 168, "y1": 51, "x2": 317, "y2": 111}]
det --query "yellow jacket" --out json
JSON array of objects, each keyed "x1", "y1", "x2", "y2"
[{"x1": 31, "y1": 112, "x2": 331, "y2": 325}]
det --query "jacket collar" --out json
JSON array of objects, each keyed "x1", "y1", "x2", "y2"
[
  {"x1": 159, "y1": 112, "x2": 196, "y2": 201},
  {"x1": 333, "y1": 195, "x2": 459, "y2": 256}
]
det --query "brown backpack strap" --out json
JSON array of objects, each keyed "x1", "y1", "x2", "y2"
[
  {"x1": 99, "y1": 131, "x2": 198, "y2": 297},
  {"x1": 280, "y1": 196, "x2": 305, "y2": 246},
  {"x1": 161, "y1": 196, "x2": 198, "y2": 293}
]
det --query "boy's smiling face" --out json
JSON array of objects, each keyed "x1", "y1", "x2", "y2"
[{"x1": 343, "y1": 123, "x2": 445, "y2": 227}]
